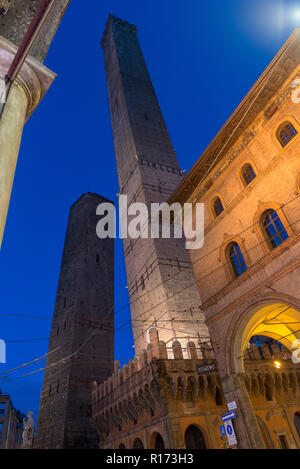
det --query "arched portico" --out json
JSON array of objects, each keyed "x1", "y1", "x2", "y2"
[
  {"x1": 218, "y1": 297, "x2": 300, "y2": 449},
  {"x1": 231, "y1": 301, "x2": 300, "y2": 374}
]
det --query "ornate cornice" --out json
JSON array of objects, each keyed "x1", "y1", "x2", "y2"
[
  {"x1": 169, "y1": 28, "x2": 300, "y2": 206},
  {"x1": 204, "y1": 237, "x2": 300, "y2": 323},
  {"x1": 0, "y1": 35, "x2": 56, "y2": 120},
  {"x1": 101, "y1": 14, "x2": 138, "y2": 50}
]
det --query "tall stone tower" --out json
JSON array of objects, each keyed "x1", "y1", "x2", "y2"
[
  {"x1": 34, "y1": 193, "x2": 114, "y2": 449},
  {"x1": 101, "y1": 16, "x2": 210, "y2": 355},
  {"x1": 0, "y1": 0, "x2": 70, "y2": 248}
]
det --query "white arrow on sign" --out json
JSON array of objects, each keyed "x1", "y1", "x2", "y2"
[{"x1": 222, "y1": 411, "x2": 236, "y2": 422}]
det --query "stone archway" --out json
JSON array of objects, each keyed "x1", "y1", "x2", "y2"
[
  {"x1": 256, "y1": 416, "x2": 274, "y2": 449},
  {"x1": 149, "y1": 432, "x2": 165, "y2": 449},
  {"x1": 132, "y1": 438, "x2": 144, "y2": 449},
  {"x1": 184, "y1": 425, "x2": 207, "y2": 449},
  {"x1": 224, "y1": 299, "x2": 300, "y2": 449},
  {"x1": 231, "y1": 301, "x2": 300, "y2": 374}
]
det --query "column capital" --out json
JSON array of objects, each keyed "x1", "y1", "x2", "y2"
[{"x1": 0, "y1": 35, "x2": 56, "y2": 120}]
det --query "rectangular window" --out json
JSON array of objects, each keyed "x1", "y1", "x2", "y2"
[{"x1": 0, "y1": 409, "x2": 4, "y2": 415}]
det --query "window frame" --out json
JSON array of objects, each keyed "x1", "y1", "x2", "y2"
[
  {"x1": 241, "y1": 163, "x2": 257, "y2": 187},
  {"x1": 273, "y1": 117, "x2": 299, "y2": 151},
  {"x1": 227, "y1": 242, "x2": 248, "y2": 278},
  {"x1": 211, "y1": 195, "x2": 225, "y2": 219},
  {"x1": 276, "y1": 121, "x2": 298, "y2": 148},
  {"x1": 220, "y1": 235, "x2": 250, "y2": 283},
  {"x1": 261, "y1": 209, "x2": 289, "y2": 250},
  {"x1": 253, "y1": 202, "x2": 293, "y2": 255}
]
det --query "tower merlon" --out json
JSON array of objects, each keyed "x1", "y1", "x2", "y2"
[{"x1": 101, "y1": 14, "x2": 138, "y2": 49}]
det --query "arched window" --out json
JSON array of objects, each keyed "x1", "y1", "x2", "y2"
[
  {"x1": 261, "y1": 210, "x2": 289, "y2": 249},
  {"x1": 276, "y1": 121, "x2": 297, "y2": 147},
  {"x1": 242, "y1": 164, "x2": 256, "y2": 186},
  {"x1": 133, "y1": 438, "x2": 144, "y2": 449},
  {"x1": 185, "y1": 425, "x2": 207, "y2": 449},
  {"x1": 256, "y1": 416, "x2": 274, "y2": 449},
  {"x1": 155, "y1": 433, "x2": 165, "y2": 449},
  {"x1": 294, "y1": 412, "x2": 300, "y2": 438},
  {"x1": 213, "y1": 197, "x2": 224, "y2": 217},
  {"x1": 227, "y1": 242, "x2": 247, "y2": 277}
]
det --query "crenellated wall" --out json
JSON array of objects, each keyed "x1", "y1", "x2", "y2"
[{"x1": 91, "y1": 329, "x2": 300, "y2": 449}]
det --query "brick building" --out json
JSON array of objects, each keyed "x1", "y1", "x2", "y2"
[
  {"x1": 0, "y1": 391, "x2": 25, "y2": 449},
  {"x1": 91, "y1": 18, "x2": 300, "y2": 449},
  {"x1": 169, "y1": 29, "x2": 300, "y2": 448}
]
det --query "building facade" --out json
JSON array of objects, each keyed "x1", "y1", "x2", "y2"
[
  {"x1": 170, "y1": 29, "x2": 300, "y2": 448},
  {"x1": 34, "y1": 193, "x2": 115, "y2": 449},
  {"x1": 0, "y1": 392, "x2": 25, "y2": 449},
  {"x1": 92, "y1": 332, "x2": 300, "y2": 449},
  {"x1": 91, "y1": 18, "x2": 300, "y2": 450}
]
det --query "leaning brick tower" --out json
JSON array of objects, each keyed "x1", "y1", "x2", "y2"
[
  {"x1": 34, "y1": 193, "x2": 115, "y2": 449},
  {"x1": 101, "y1": 16, "x2": 210, "y2": 355}
]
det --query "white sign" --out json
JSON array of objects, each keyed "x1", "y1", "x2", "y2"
[
  {"x1": 227, "y1": 400, "x2": 237, "y2": 411},
  {"x1": 225, "y1": 420, "x2": 237, "y2": 447}
]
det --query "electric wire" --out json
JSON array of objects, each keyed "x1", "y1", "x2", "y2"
[{"x1": 2, "y1": 209, "x2": 300, "y2": 382}]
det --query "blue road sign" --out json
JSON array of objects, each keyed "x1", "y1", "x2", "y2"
[
  {"x1": 226, "y1": 424, "x2": 233, "y2": 435},
  {"x1": 220, "y1": 425, "x2": 226, "y2": 437},
  {"x1": 222, "y1": 411, "x2": 236, "y2": 422}
]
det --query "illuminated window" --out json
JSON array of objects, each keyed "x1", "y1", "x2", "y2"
[
  {"x1": 228, "y1": 242, "x2": 247, "y2": 278},
  {"x1": 242, "y1": 164, "x2": 256, "y2": 186},
  {"x1": 213, "y1": 197, "x2": 224, "y2": 217},
  {"x1": 262, "y1": 210, "x2": 289, "y2": 249},
  {"x1": 276, "y1": 122, "x2": 297, "y2": 147}
]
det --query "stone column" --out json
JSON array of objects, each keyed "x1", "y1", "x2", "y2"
[
  {"x1": 0, "y1": 36, "x2": 56, "y2": 249},
  {"x1": 221, "y1": 373, "x2": 266, "y2": 449}
]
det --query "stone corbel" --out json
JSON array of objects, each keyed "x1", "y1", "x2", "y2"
[
  {"x1": 198, "y1": 375, "x2": 208, "y2": 401},
  {"x1": 0, "y1": 35, "x2": 56, "y2": 121}
]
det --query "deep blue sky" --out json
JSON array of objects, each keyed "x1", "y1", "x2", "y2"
[{"x1": 0, "y1": 0, "x2": 299, "y2": 422}]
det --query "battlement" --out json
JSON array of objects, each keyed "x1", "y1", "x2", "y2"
[
  {"x1": 101, "y1": 14, "x2": 138, "y2": 49},
  {"x1": 91, "y1": 330, "x2": 300, "y2": 446}
]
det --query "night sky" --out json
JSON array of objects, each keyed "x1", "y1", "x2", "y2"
[{"x1": 0, "y1": 0, "x2": 299, "y2": 423}]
